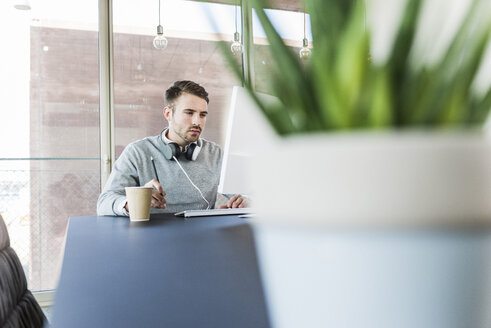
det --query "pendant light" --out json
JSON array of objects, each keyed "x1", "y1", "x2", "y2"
[
  {"x1": 153, "y1": 0, "x2": 168, "y2": 50},
  {"x1": 299, "y1": 2, "x2": 311, "y2": 60},
  {"x1": 230, "y1": 0, "x2": 243, "y2": 55}
]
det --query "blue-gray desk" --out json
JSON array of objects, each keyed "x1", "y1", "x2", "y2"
[{"x1": 49, "y1": 214, "x2": 270, "y2": 328}]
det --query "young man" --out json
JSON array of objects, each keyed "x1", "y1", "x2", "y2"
[{"x1": 97, "y1": 80, "x2": 246, "y2": 216}]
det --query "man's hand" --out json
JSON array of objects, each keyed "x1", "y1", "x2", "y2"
[
  {"x1": 124, "y1": 180, "x2": 167, "y2": 212},
  {"x1": 144, "y1": 179, "x2": 167, "y2": 209},
  {"x1": 219, "y1": 194, "x2": 247, "y2": 209}
]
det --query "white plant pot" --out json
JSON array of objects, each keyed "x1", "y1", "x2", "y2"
[{"x1": 250, "y1": 131, "x2": 491, "y2": 328}]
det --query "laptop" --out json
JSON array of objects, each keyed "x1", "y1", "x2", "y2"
[{"x1": 175, "y1": 207, "x2": 253, "y2": 218}]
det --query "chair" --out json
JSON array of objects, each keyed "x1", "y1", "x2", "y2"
[{"x1": 0, "y1": 215, "x2": 47, "y2": 328}]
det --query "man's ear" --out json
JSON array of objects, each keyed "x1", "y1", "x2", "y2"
[{"x1": 163, "y1": 106, "x2": 172, "y2": 122}]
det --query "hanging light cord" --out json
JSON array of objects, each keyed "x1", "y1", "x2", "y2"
[
  {"x1": 303, "y1": 1, "x2": 306, "y2": 39},
  {"x1": 235, "y1": 0, "x2": 238, "y2": 33},
  {"x1": 159, "y1": 0, "x2": 161, "y2": 26}
]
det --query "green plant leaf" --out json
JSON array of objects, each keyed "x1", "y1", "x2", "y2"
[
  {"x1": 368, "y1": 69, "x2": 393, "y2": 127},
  {"x1": 212, "y1": 0, "x2": 491, "y2": 134},
  {"x1": 387, "y1": 0, "x2": 423, "y2": 127}
]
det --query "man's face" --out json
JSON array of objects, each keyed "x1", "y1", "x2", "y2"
[{"x1": 164, "y1": 92, "x2": 208, "y2": 147}]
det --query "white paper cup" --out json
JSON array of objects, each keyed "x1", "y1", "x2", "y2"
[{"x1": 125, "y1": 187, "x2": 153, "y2": 221}]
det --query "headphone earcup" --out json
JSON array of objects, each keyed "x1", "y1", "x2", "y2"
[
  {"x1": 185, "y1": 143, "x2": 197, "y2": 161},
  {"x1": 170, "y1": 143, "x2": 181, "y2": 159},
  {"x1": 163, "y1": 142, "x2": 181, "y2": 160},
  {"x1": 191, "y1": 141, "x2": 201, "y2": 161},
  {"x1": 184, "y1": 139, "x2": 202, "y2": 161}
]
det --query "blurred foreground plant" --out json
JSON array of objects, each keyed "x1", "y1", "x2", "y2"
[{"x1": 220, "y1": 0, "x2": 491, "y2": 135}]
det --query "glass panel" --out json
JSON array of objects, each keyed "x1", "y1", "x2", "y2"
[
  {"x1": 113, "y1": 0, "x2": 242, "y2": 157},
  {"x1": 0, "y1": 160, "x2": 100, "y2": 289},
  {"x1": 0, "y1": 1, "x2": 99, "y2": 291},
  {"x1": 252, "y1": 7, "x2": 312, "y2": 94}
]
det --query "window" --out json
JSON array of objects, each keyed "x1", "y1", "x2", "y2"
[
  {"x1": 0, "y1": 0, "x2": 99, "y2": 291},
  {"x1": 112, "y1": 0, "x2": 242, "y2": 156}
]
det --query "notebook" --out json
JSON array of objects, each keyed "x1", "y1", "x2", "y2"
[{"x1": 174, "y1": 207, "x2": 253, "y2": 218}]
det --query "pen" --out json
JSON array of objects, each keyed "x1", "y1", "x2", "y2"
[
  {"x1": 150, "y1": 156, "x2": 165, "y2": 198},
  {"x1": 150, "y1": 156, "x2": 160, "y2": 182}
]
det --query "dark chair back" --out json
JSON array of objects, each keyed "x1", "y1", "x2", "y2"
[{"x1": 0, "y1": 215, "x2": 47, "y2": 328}]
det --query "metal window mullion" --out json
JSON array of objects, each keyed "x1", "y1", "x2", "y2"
[{"x1": 99, "y1": 0, "x2": 115, "y2": 190}]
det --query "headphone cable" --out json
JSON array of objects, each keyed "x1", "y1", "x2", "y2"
[{"x1": 173, "y1": 156, "x2": 211, "y2": 209}]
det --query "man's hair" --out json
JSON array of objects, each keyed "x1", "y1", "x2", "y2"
[{"x1": 165, "y1": 80, "x2": 209, "y2": 112}]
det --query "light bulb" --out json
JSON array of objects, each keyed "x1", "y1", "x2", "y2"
[
  {"x1": 231, "y1": 32, "x2": 243, "y2": 55},
  {"x1": 299, "y1": 38, "x2": 311, "y2": 60},
  {"x1": 153, "y1": 25, "x2": 168, "y2": 50}
]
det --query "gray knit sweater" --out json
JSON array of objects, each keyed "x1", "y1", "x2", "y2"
[{"x1": 97, "y1": 135, "x2": 223, "y2": 216}]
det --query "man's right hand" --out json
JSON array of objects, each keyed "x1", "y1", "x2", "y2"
[
  {"x1": 124, "y1": 180, "x2": 167, "y2": 212},
  {"x1": 144, "y1": 179, "x2": 167, "y2": 209}
]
